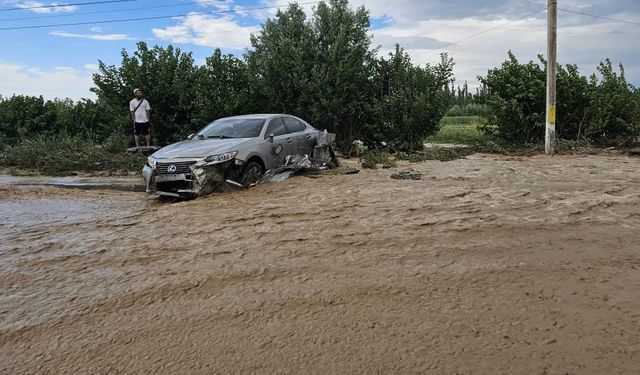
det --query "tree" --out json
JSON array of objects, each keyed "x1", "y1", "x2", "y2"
[
  {"x1": 369, "y1": 45, "x2": 454, "y2": 151},
  {"x1": 193, "y1": 49, "x2": 256, "y2": 133},
  {"x1": 92, "y1": 42, "x2": 198, "y2": 144},
  {"x1": 479, "y1": 52, "x2": 639, "y2": 145},
  {"x1": 247, "y1": 0, "x2": 377, "y2": 148},
  {"x1": 585, "y1": 60, "x2": 639, "y2": 143},
  {"x1": 247, "y1": 3, "x2": 316, "y2": 117},
  {"x1": 307, "y1": 0, "x2": 376, "y2": 148}
]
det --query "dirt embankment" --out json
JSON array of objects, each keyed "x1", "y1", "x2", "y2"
[{"x1": 1, "y1": 154, "x2": 640, "y2": 374}]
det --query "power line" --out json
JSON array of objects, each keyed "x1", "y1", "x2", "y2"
[
  {"x1": 558, "y1": 7, "x2": 640, "y2": 27},
  {"x1": 416, "y1": 8, "x2": 546, "y2": 64},
  {"x1": 0, "y1": 0, "x2": 136, "y2": 12},
  {"x1": 0, "y1": 1, "x2": 199, "y2": 22},
  {"x1": 443, "y1": 9, "x2": 546, "y2": 48},
  {"x1": 0, "y1": 1, "x2": 320, "y2": 30}
]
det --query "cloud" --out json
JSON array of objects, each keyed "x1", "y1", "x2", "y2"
[
  {"x1": 152, "y1": 13, "x2": 259, "y2": 49},
  {"x1": 371, "y1": 10, "x2": 640, "y2": 88},
  {"x1": 195, "y1": 0, "x2": 233, "y2": 11},
  {"x1": 8, "y1": 1, "x2": 77, "y2": 14},
  {"x1": 152, "y1": 0, "x2": 640, "y2": 86},
  {"x1": 49, "y1": 31, "x2": 135, "y2": 41},
  {"x1": 194, "y1": 0, "x2": 315, "y2": 20},
  {"x1": 0, "y1": 62, "x2": 95, "y2": 100}
]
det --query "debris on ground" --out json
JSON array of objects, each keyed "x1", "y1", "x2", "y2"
[
  {"x1": 630, "y1": 147, "x2": 640, "y2": 155},
  {"x1": 361, "y1": 150, "x2": 394, "y2": 169},
  {"x1": 261, "y1": 155, "x2": 320, "y2": 183},
  {"x1": 261, "y1": 131, "x2": 342, "y2": 184},
  {"x1": 312, "y1": 131, "x2": 340, "y2": 168},
  {"x1": 391, "y1": 170, "x2": 423, "y2": 180},
  {"x1": 397, "y1": 147, "x2": 475, "y2": 162},
  {"x1": 324, "y1": 167, "x2": 360, "y2": 175}
]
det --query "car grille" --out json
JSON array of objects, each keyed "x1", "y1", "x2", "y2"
[{"x1": 156, "y1": 161, "x2": 196, "y2": 175}]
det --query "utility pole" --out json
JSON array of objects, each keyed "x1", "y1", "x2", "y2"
[{"x1": 546, "y1": 0, "x2": 557, "y2": 155}]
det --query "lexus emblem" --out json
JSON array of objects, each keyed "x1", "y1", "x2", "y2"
[{"x1": 167, "y1": 164, "x2": 177, "y2": 173}]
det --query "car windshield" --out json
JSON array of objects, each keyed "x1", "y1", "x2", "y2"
[{"x1": 197, "y1": 118, "x2": 265, "y2": 139}]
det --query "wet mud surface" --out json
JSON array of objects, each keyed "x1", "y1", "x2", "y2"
[
  {"x1": 0, "y1": 175, "x2": 144, "y2": 192},
  {"x1": 1, "y1": 154, "x2": 640, "y2": 374}
]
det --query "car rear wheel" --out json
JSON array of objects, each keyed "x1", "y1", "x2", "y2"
[{"x1": 241, "y1": 161, "x2": 264, "y2": 186}]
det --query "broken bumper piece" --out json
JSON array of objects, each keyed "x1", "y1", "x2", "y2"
[{"x1": 143, "y1": 159, "x2": 244, "y2": 197}]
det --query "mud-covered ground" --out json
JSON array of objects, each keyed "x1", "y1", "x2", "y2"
[{"x1": 1, "y1": 154, "x2": 640, "y2": 374}]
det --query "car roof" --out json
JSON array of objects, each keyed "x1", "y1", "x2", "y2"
[{"x1": 220, "y1": 114, "x2": 295, "y2": 120}]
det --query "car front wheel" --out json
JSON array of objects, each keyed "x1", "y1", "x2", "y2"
[{"x1": 241, "y1": 161, "x2": 264, "y2": 186}]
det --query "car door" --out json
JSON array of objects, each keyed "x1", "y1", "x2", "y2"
[
  {"x1": 282, "y1": 116, "x2": 315, "y2": 155},
  {"x1": 264, "y1": 117, "x2": 296, "y2": 163}
]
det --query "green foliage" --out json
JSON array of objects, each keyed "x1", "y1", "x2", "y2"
[
  {"x1": 368, "y1": 45, "x2": 454, "y2": 151},
  {"x1": 427, "y1": 116, "x2": 488, "y2": 143},
  {"x1": 585, "y1": 60, "x2": 640, "y2": 144},
  {"x1": 447, "y1": 103, "x2": 488, "y2": 117},
  {"x1": 479, "y1": 52, "x2": 640, "y2": 145},
  {"x1": 194, "y1": 49, "x2": 256, "y2": 134},
  {"x1": 477, "y1": 52, "x2": 546, "y2": 144},
  {"x1": 247, "y1": 3, "x2": 316, "y2": 116},
  {"x1": 92, "y1": 42, "x2": 198, "y2": 144},
  {"x1": 308, "y1": 0, "x2": 376, "y2": 149},
  {"x1": 247, "y1": 0, "x2": 376, "y2": 149},
  {"x1": 2, "y1": 134, "x2": 145, "y2": 176},
  {"x1": 0, "y1": 95, "x2": 123, "y2": 146}
]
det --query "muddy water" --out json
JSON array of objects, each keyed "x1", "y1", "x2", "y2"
[
  {"x1": 0, "y1": 174, "x2": 145, "y2": 192},
  {"x1": 1, "y1": 154, "x2": 640, "y2": 374}
]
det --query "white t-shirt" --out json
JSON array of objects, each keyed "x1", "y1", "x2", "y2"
[{"x1": 130, "y1": 98, "x2": 151, "y2": 123}]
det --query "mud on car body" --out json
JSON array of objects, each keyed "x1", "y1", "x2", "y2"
[{"x1": 143, "y1": 114, "x2": 325, "y2": 197}]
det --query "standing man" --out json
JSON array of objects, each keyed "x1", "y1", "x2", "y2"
[{"x1": 130, "y1": 88, "x2": 152, "y2": 149}]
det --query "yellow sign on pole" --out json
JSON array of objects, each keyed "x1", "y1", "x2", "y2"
[{"x1": 548, "y1": 105, "x2": 556, "y2": 125}]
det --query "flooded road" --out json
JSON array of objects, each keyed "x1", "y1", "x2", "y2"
[{"x1": 1, "y1": 154, "x2": 640, "y2": 374}]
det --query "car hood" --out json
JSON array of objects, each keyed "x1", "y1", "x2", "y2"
[{"x1": 152, "y1": 138, "x2": 253, "y2": 159}]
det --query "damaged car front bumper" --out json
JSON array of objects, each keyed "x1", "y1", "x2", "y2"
[{"x1": 143, "y1": 157, "x2": 245, "y2": 197}]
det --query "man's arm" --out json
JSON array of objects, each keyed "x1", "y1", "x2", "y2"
[
  {"x1": 130, "y1": 111, "x2": 136, "y2": 126},
  {"x1": 145, "y1": 101, "x2": 151, "y2": 122}
]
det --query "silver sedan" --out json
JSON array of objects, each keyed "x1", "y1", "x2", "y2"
[{"x1": 143, "y1": 114, "x2": 320, "y2": 197}]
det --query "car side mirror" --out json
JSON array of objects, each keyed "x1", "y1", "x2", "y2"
[
  {"x1": 187, "y1": 133, "x2": 194, "y2": 140},
  {"x1": 267, "y1": 134, "x2": 274, "y2": 143}
]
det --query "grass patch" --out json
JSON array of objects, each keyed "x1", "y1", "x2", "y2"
[
  {"x1": 1, "y1": 133, "x2": 147, "y2": 176},
  {"x1": 426, "y1": 116, "x2": 489, "y2": 143},
  {"x1": 466, "y1": 140, "x2": 544, "y2": 156}
]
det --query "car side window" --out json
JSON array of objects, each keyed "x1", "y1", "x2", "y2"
[
  {"x1": 283, "y1": 117, "x2": 305, "y2": 134},
  {"x1": 265, "y1": 117, "x2": 287, "y2": 137}
]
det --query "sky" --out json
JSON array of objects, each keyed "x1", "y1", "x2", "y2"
[{"x1": 0, "y1": 0, "x2": 638, "y2": 100}]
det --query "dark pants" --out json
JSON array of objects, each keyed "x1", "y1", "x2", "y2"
[{"x1": 134, "y1": 122, "x2": 150, "y2": 136}]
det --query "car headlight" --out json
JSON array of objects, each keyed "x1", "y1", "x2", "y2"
[
  {"x1": 205, "y1": 151, "x2": 238, "y2": 164},
  {"x1": 147, "y1": 156, "x2": 157, "y2": 168}
]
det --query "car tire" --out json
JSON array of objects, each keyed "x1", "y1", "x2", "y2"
[{"x1": 241, "y1": 161, "x2": 264, "y2": 186}]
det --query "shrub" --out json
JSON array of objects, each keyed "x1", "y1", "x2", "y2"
[
  {"x1": 479, "y1": 52, "x2": 640, "y2": 145},
  {"x1": 368, "y1": 45, "x2": 454, "y2": 151},
  {"x1": 2, "y1": 134, "x2": 145, "y2": 175}
]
